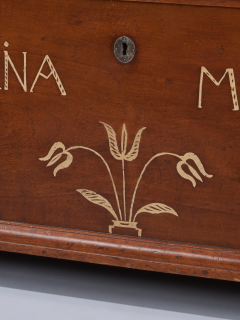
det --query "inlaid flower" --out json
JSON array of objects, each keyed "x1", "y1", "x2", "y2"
[
  {"x1": 100, "y1": 122, "x2": 146, "y2": 161},
  {"x1": 39, "y1": 142, "x2": 73, "y2": 176},
  {"x1": 39, "y1": 122, "x2": 213, "y2": 237},
  {"x1": 177, "y1": 152, "x2": 213, "y2": 187}
]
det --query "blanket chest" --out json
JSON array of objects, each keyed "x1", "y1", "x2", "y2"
[{"x1": 1, "y1": 0, "x2": 240, "y2": 281}]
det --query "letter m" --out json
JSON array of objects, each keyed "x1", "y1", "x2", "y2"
[{"x1": 198, "y1": 67, "x2": 239, "y2": 111}]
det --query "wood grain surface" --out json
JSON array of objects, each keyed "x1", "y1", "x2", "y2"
[
  {"x1": 0, "y1": 0, "x2": 240, "y2": 280},
  {"x1": 116, "y1": 0, "x2": 240, "y2": 9}
]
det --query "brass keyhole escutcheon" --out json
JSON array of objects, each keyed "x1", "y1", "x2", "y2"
[{"x1": 114, "y1": 36, "x2": 136, "y2": 63}]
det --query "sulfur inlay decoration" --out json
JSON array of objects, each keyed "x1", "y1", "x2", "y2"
[{"x1": 39, "y1": 122, "x2": 213, "y2": 237}]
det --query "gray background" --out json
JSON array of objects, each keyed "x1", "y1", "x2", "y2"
[{"x1": 0, "y1": 251, "x2": 239, "y2": 319}]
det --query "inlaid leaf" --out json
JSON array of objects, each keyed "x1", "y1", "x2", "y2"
[
  {"x1": 134, "y1": 203, "x2": 178, "y2": 221},
  {"x1": 125, "y1": 127, "x2": 146, "y2": 161},
  {"x1": 76, "y1": 189, "x2": 118, "y2": 220},
  {"x1": 39, "y1": 142, "x2": 65, "y2": 161},
  {"x1": 121, "y1": 124, "x2": 128, "y2": 155},
  {"x1": 53, "y1": 152, "x2": 73, "y2": 177},
  {"x1": 100, "y1": 122, "x2": 122, "y2": 160}
]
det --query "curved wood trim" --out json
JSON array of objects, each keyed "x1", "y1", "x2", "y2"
[
  {"x1": 0, "y1": 220, "x2": 239, "y2": 281},
  {"x1": 114, "y1": 0, "x2": 240, "y2": 9}
]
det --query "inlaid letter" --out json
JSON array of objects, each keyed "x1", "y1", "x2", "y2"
[
  {"x1": 30, "y1": 55, "x2": 66, "y2": 96},
  {"x1": 198, "y1": 67, "x2": 239, "y2": 111},
  {"x1": 4, "y1": 50, "x2": 27, "y2": 92}
]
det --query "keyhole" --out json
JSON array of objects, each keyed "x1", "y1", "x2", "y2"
[
  {"x1": 122, "y1": 42, "x2": 128, "y2": 55},
  {"x1": 114, "y1": 36, "x2": 135, "y2": 63}
]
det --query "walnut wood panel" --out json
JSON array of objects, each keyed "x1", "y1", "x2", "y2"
[
  {"x1": 116, "y1": 0, "x2": 240, "y2": 9},
  {"x1": 1, "y1": 0, "x2": 240, "y2": 280},
  {"x1": 0, "y1": 221, "x2": 240, "y2": 282}
]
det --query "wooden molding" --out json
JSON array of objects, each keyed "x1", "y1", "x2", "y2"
[
  {"x1": 114, "y1": 0, "x2": 240, "y2": 9},
  {"x1": 0, "y1": 221, "x2": 239, "y2": 282}
]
